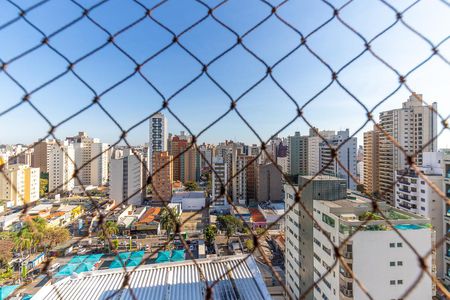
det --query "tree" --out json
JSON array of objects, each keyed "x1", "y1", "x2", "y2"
[
  {"x1": 160, "y1": 207, "x2": 180, "y2": 238},
  {"x1": 44, "y1": 227, "x2": 70, "y2": 248},
  {"x1": 39, "y1": 178, "x2": 48, "y2": 197},
  {"x1": 112, "y1": 239, "x2": 119, "y2": 250},
  {"x1": 184, "y1": 181, "x2": 199, "y2": 191},
  {"x1": 98, "y1": 221, "x2": 119, "y2": 241},
  {"x1": 217, "y1": 215, "x2": 243, "y2": 242},
  {"x1": 203, "y1": 225, "x2": 217, "y2": 246},
  {"x1": 245, "y1": 239, "x2": 254, "y2": 251},
  {"x1": 0, "y1": 240, "x2": 14, "y2": 268}
]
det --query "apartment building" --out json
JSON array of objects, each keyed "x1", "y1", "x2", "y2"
[
  {"x1": 151, "y1": 151, "x2": 173, "y2": 203},
  {"x1": 48, "y1": 141, "x2": 75, "y2": 194},
  {"x1": 319, "y1": 129, "x2": 358, "y2": 190},
  {"x1": 235, "y1": 154, "x2": 248, "y2": 205},
  {"x1": 257, "y1": 163, "x2": 283, "y2": 202},
  {"x1": 0, "y1": 164, "x2": 40, "y2": 206},
  {"x1": 379, "y1": 93, "x2": 438, "y2": 204},
  {"x1": 148, "y1": 112, "x2": 168, "y2": 172},
  {"x1": 110, "y1": 149, "x2": 143, "y2": 206},
  {"x1": 285, "y1": 175, "x2": 434, "y2": 300},
  {"x1": 307, "y1": 129, "x2": 335, "y2": 176},
  {"x1": 211, "y1": 156, "x2": 228, "y2": 207},
  {"x1": 443, "y1": 150, "x2": 450, "y2": 287},
  {"x1": 70, "y1": 132, "x2": 109, "y2": 187},
  {"x1": 288, "y1": 132, "x2": 308, "y2": 178},
  {"x1": 394, "y1": 152, "x2": 445, "y2": 278},
  {"x1": 31, "y1": 139, "x2": 57, "y2": 173},
  {"x1": 363, "y1": 128, "x2": 379, "y2": 195}
]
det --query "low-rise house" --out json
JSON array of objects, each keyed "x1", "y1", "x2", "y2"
[
  {"x1": 171, "y1": 191, "x2": 206, "y2": 211},
  {"x1": 132, "y1": 207, "x2": 161, "y2": 235},
  {"x1": 249, "y1": 208, "x2": 267, "y2": 229}
]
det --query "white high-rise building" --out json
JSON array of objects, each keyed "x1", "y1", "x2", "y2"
[
  {"x1": 395, "y1": 152, "x2": 445, "y2": 278},
  {"x1": 307, "y1": 130, "x2": 335, "y2": 176},
  {"x1": 379, "y1": 93, "x2": 438, "y2": 204},
  {"x1": 235, "y1": 155, "x2": 247, "y2": 205},
  {"x1": 0, "y1": 164, "x2": 40, "y2": 206},
  {"x1": 211, "y1": 156, "x2": 228, "y2": 207},
  {"x1": 285, "y1": 176, "x2": 434, "y2": 300},
  {"x1": 148, "y1": 113, "x2": 168, "y2": 172},
  {"x1": 71, "y1": 132, "x2": 109, "y2": 187},
  {"x1": 110, "y1": 149, "x2": 143, "y2": 206},
  {"x1": 443, "y1": 150, "x2": 450, "y2": 287},
  {"x1": 319, "y1": 129, "x2": 358, "y2": 190},
  {"x1": 48, "y1": 141, "x2": 75, "y2": 193}
]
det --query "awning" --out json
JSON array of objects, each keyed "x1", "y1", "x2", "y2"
[
  {"x1": 170, "y1": 250, "x2": 185, "y2": 262},
  {"x1": 0, "y1": 285, "x2": 19, "y2": 300},
  {"x1": 155, "y1": 251, "x2": 171, "y2": 263}
]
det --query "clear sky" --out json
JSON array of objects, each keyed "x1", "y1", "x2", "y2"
[{"x1": 0, "y1": 0, "x2": 449, "y2": 148}]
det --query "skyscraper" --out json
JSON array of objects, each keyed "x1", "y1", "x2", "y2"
[
  {"x1": 319, "y1": 129, "x2": 358, "y2": 190},
  {"x1": 288, "y1": 132, "x2": 308, "y2": 178},
  {"x1": 363, "y1": 127, "x2": 379, "y2": 195},
  {"x1": 151, "y1": 151, "x2": 173, "y2": 203},
  {"x1": 378, "y1": 93, "x2": 438, "y2": 204},
  {"x1": 148, "y1": 112, "x2": 168, "y2": 172},
  {"x1": 211, "y1": 156, "x2": 228, "y2": 207}
]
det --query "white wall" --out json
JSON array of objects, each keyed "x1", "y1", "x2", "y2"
[{"x1": 352, "y1": 229, "x2": 432, "y2": 300}]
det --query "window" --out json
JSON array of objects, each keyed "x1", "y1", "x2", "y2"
[
  {"x1": 390, "y1": 261, "x2": 395, "y2": 267},
  {"x1": 397, "y1": 242, "x2": 403, "y2": 248},
  {"x1": 322, "y1": 214, "x2": 335, "y2": 228},
  {"x1": 397, "y1": 261, "x2": 403, "y2": 266},
  {"x1": 390, "y1": 280, "x2": 396, "y2": 285},
  {"x1": 397, "y1": 280, "x2": 403, "y2": 285},
  {"x1": 389, "y1": 243, "x2": 395, "y2": 248}
]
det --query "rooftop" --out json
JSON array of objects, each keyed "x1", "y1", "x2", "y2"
[
  {"x1": 249, "y1": 208, "x2": 266, "y2": 223},
  {"x1": 32, "y1": 255, "x2": 271, "y2": 300},
  {"x1": 136, "y1": 207, "x2": 161, "y2": 224},
  {"x1": 172, "y1": 191, "x2": 205, "y2": 199}
]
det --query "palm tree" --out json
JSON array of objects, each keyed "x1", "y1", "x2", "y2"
[
  {"x1": 98, "y1": 221, "x2": 119, "y2": 241},
  {"x1": 14, "y1": 230, "x2": 32, "y2": 256},
  {"x1": 160, "y1": 207, "x2": 180, "y2": 238}
]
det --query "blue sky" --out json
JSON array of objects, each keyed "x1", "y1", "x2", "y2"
[{"x1": 0, "y1": 0, "x2": 449, "y2": 148}]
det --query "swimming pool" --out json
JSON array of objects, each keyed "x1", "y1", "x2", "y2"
[{"x1": 394, "y1": 224, "x2": 423, "y2": 230}]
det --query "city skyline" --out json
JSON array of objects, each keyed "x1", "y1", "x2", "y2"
[{"x1": 0, "y1": 1, "x2": 448, "y2": 147}]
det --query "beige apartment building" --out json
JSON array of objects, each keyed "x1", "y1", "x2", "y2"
[
  {"x1": 31, "y1": 139, "x2": 57, "y2": 173},
  {"x1": 363, "y1": 127, "x2": 379, "y2": 195},
  {"x1": 378, "y1": 93, "x2": 437, "y2": 204},
  {"x1": 152, "y1": 151, "x2": 173, "y2": 202},
  {"x1": 0, "y1": 164, "x2": 40, "y2": 206}
]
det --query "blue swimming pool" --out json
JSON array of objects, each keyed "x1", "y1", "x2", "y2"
[{"x1": 394, "y1": 224, "x2": 423, "y2": 230}]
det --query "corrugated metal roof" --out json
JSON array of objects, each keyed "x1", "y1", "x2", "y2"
[{"x1": 32, "y1": 255, "x2": 271, "y2": 300}]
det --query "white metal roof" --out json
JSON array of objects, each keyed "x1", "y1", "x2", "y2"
[{"x1": 32, "y1": 255, "x2": 271, "y2": 300}]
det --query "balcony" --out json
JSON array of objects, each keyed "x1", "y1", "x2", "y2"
[
  {"x1": 339, "y1": 270, "x2": 353, "y2": 283},
  {"x1": 398, "y1": 202, "x2": 412, "y2": 210},
  {"x1": 398, "y1": 194, "x2": 410, "y2": 201},
  {"x1": 340, "y1": 286, "x2": 354, "y2": 300},
  {"x1": 342, "y1": 251, "x2": 353, "y2": 264}
]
